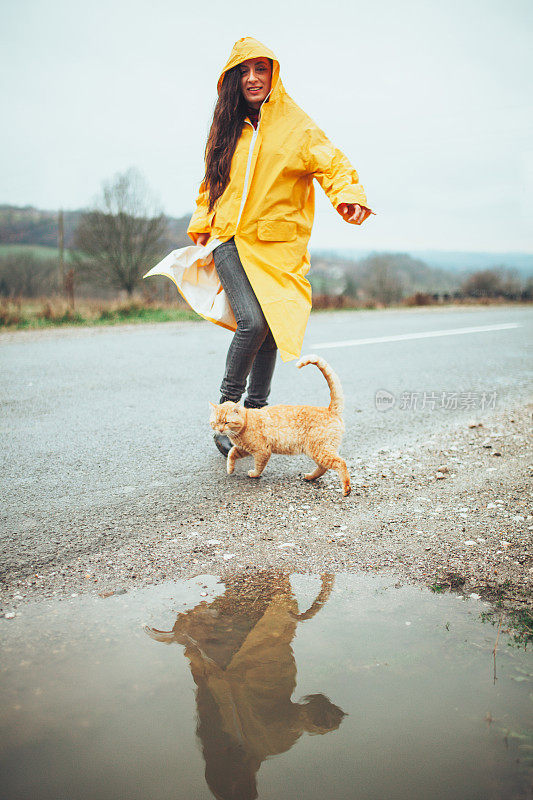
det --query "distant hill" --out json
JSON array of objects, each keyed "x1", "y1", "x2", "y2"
[
  {"x1": 0, "y1": 204, "x2": 191, "y2": 251},
  {"x1": 2, "y1": 204, "x2": 531, "y2": 282},
  {"x1": 413, "y1": 249, "x2": 533, "y2": 276},
  {"x1": 316, "y1": 248, "x2": 533, "y2": 278},
  {"x1": 310, "y1": 251, "x2": 460, "y2": 295}
]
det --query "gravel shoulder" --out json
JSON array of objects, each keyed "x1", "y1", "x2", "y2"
[{"x1": 2, "y1": 401, "x2": 531, "y2": 615}]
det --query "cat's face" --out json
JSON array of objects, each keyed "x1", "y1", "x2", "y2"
[{"x1": 209, "y1": 401, "x2": 246, "y2": 435}]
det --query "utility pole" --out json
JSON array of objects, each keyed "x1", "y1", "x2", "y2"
[{"x1": 58, "y1": 208, "x2": 65, "y2": 295}]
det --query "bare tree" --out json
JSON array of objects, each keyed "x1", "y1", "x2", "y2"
[
  {"x1": 72, "y1": 168, "x2": 168, "y2": 295},
  {"x1": 360, "y1": 254, "x2": 404, "y2": 304}
]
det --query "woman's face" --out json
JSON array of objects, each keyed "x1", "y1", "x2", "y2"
[{"x1": 239, "y1": 57, "x2": 272, "y2": 109}]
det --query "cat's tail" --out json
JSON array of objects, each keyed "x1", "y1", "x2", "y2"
[{"x1": 296, "y1": 354, "x2": 344, "y2": 415}]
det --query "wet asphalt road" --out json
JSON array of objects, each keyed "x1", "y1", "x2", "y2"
[{"x1": 1, "y1": 305, "x2": 531, "y2": 575}]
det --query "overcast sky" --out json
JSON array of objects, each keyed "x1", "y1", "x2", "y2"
[{"x1": 1, "y1": 0, "x2": 532, "y2": 252}]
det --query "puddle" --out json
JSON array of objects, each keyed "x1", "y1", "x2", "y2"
[{"x1": 1, "y1": 572, "x2": 532, "y2": 800}]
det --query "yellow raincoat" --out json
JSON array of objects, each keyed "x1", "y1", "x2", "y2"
[
  {"x1": 145, "y1": 573, "x2": 341, "y2": 799},
  {"x1": 159, "y1": 37, "x2": 370, "y2": 362}
]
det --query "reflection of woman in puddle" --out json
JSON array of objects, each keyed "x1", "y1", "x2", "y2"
[{"x1": 146, "y1": 572, "x2": 345, "y2": 800}]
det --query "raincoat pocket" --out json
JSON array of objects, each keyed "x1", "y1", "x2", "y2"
[{"x1": 257, "y1": 219, "x2": 297, "y2": 242}]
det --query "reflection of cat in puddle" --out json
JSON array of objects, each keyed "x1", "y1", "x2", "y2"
[{"x1": 145, "y1": 572, "x2": 345, "y2": 800}]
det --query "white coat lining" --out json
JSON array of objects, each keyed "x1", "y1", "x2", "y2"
[{"x1": 235, "y1": 90, "x2": 272, "y2": 230}]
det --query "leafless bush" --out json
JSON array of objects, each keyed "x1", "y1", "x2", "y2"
[
  {"x1": 0, "y1": 297, "x2": 22, "y2": 325},
  {"x1": 523, "y1": 277, "x2": 533, "y2": 301},
  {"x1": 312, "y1": 294, "x2": 368, "y2": 310},
  {"x1": 404, "y1": 291, "x2": 434, "y2": 306},
  {"x1": 461, "y1": 267, "x2": 523, "y2": 299},
  {"x1": 0, "y1": 252, "x2": 56, "y2": 297}
]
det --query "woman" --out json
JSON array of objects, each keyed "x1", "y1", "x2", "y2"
[
  {"x1": 188, "y1": 37, "x2": 372, "y2": 455},
  {"x1": 145, "y1": 572, "x2": 343, "y2": 799}
]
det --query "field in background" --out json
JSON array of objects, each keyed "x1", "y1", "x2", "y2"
[
  {"x1": 0, "y1": 296, "x2": 202, "y2": 329},
  {"x1": 0, "y1": 243, "x2": 61, "y2": 259}
]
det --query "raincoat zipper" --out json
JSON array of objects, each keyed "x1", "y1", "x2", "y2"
[
  {"x1": 235, "y1": 120, "x2": 257, "y2": 229},
  {"x1": 235, "y1": 91, "x2": 271, "y2": 230}
]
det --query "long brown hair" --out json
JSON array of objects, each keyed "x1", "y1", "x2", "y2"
[{"x1": 204, "y1": 66, "x2": 248, "y2": 212}]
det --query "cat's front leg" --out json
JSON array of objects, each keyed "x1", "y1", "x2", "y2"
[
  {"x1": 227, "y1": 446, "x2": 238, "y2": 475},
  {"x1": 248, "y1": 451, "x2": 271, "y2": 479},
  {"x1": 227, "y1": 446, "x2": 247, "y2": 475}
]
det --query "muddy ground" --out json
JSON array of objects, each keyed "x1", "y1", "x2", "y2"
[{"x1": 2, "y1": 401, "x2": 531, "y2": 618}]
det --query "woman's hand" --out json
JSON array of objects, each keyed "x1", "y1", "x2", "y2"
[
  {"x1": 337, "y1": 203, "x2": 373, "y2": 225},
  {"x1": 195, "y1": 233, "x2": 210, "y2": 246}
]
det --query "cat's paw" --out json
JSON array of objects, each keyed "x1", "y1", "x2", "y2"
[
  {"x1": 227, "y1": 460, "x2": 235, "y2": 475},
  {"x1": 247, "y1": 470, "x2": 261, "y2": 479},
  {"x1": 303, "y1": 472, "x2": 316, "y2": 481},
  {"x1": 342, "y1": 482, "x2": 351, "y2": 496}
]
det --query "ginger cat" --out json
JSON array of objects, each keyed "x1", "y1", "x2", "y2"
[{"x1": 209, "y1": 355, "x2": 351, "y2": 496}]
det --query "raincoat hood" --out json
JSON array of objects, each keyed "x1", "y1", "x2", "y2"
[{"x1": 216, "y1": 36, "x2": 282, "y2": 99}]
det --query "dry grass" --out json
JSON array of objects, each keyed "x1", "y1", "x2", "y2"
[
  {"x1": 2, "y1": 293, "x2": 529, "y2": 331},
  {"x1": 0, "y1": 296, "x2": 201, "y2": 329}
]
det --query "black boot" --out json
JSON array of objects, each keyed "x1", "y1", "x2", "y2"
[
  {"x1": 213, "y1": 432, "x2": 233, "y2": 457},
  {"x1": 243, "y1": 399, "x2": 266, "y2": 409},
  {"x1": 213, "y1": 395, "x2": 237, "y2": 458}
]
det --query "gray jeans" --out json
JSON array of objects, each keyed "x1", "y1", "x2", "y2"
[{"x1": 213, "y1": 238, "x2": 277, "y2": 407}]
